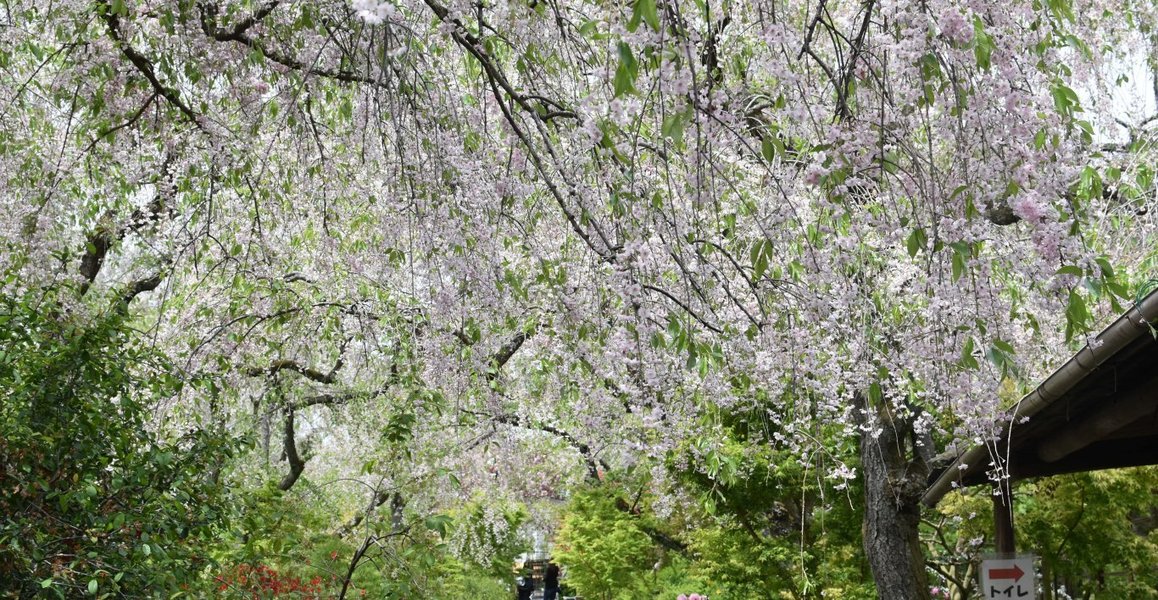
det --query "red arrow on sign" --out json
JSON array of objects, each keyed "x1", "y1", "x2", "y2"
[{"x1": 988, "y1": 564, "x2": 1025, "y2": 582}]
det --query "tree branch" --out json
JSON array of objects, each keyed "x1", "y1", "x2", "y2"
[
  {"x1": 278, "y1": 408, "x2": 305, "y2": 491},
  {"x1": 483, "y1": 411, "x2": 607, "y2": 480},
  {"x1": 421, "y1": 0, "x2": 617, "y2": 262},
  {"x1": 198, "y1": 2, "x2": 381, "y2": 86},
  {"x1": 119, "y1": 272, "x2": 165, "y2": 306},
  {"x1": 486, "y1": 330, "x2": 531, "y2": 380},
  {"x1": 246, "y1": 359, "x2": 338, "y2": 384},
  {"x1": 835, "y1": 0, "x2": 876, "y2": 120},
  {"x1": 642, "y1": 284, "x2": 724, "y2": 334},
  {"x1": 199, "y1": 0, "x2": 282, "y2": 41},
  {"x1": 99, "y1": 2, "x2": 201, "y2": 126}
]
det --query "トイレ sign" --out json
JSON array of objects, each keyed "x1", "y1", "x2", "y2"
[{"x1": 980, "y1": 555, "x2": 1035, "y2": 600}]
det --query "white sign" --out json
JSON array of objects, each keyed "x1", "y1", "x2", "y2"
[{"x1": 980, "y1": 555, "x2": 1035, "y2": 600}]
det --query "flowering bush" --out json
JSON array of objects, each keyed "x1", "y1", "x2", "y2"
[{"x1": 213, "y1": 563, "x2": 338, "y2": 598}]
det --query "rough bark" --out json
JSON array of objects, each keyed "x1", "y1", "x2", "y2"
[
  {"x1": 278, "y1": 408, "x2": 305, "y2": 491},
  {"x1": 854, "y1": 391, "x2": 932, "y2": 600}
]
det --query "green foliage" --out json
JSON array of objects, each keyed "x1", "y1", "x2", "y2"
[
  {"x1": 931, "y1": 468, "x2": 1158, "y2": 599},
  {"x1": 661, "y1": 399, "x2": 873, "y2": 598},
  {"x1": 685, "y1": 524, "x2": 792, "y2": 598},
  {"x1": 686, "y1": 521, "x2": 873, "y2": 599},
  {"x1": 617, "y1": 556, "x2": 711, "y2": 600},
  {"x1": 553, "y1": 485, "x2": 658, "y2": 599},
  {"x1": 1018, "y1": 468, "x2": 1158, "y2": 598},
  {"x1": 924, "y1": 489, "x2": 993, "y2": 598},
  {"x1": 207, "y1": 486, "x2": 441, "y2": 598},
  {"x1": 436, "y1": 565, "x2": 514, "y2": 600},
  {"x1": 205, "y1": 484, "x2": 535, "y2": 598},
  {"x1": 554, "y1": 451, "x2": 875, "y2": 600},
  {"x1": 0, "y1": 288, "x2": 238, "y2": 597}
]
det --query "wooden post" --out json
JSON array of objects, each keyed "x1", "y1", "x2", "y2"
[{"x1": 993, "y1": 478, "x2": 1015, "y2": 555}]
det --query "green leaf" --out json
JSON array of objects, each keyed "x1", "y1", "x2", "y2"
[
  {"x1": 88, "y1": 579, "x2": 98, "y2": 595},
  {"x1": 761, "y1": 136, "x2": 777, "y2": 162},
  {"x1": 750, "y1": 239, "x2": 770, "y2": 281},
  {"x1": 41, "y1": 579, "x2": 54, "y2": 589},
  {"x1": 1056, "y1": 265, "x2": 1083, "y2": 277},
  {"x1": 972, "y1": 18, "x2": 994, "y2": 70},
  {"x1": 661, "y1": 110, "x2": 687, "y2": 145},
  {"x1": 1033, "y1": 129, "x2": 1047, "y2": 150},
  {"x1": 630, "y1": 0, "x2": 660, "y2": 32},
  {"x1": 1075, "y1": 120, "x2": 1094, "y2": 145},
  {"x1": 639, "y1": 0, "x2": 660, "y2": 32},
  {"x1": 1095, "y1": 257, "x2": 1115, "y2": 279},
  {"x1": 1065, "y1": 291, "x2": 1090, "y2": 341},
  {"x1": 1047, "y1": 0, "x2": 1075, "y2": 21},
  {"x1": 986, "y1": 345, "x2": 1010, "y2": 372},
  {"x1": 627, "y1": 3, "x2": 642, "y2": 31},
  {"x1": 960, "y1": 337, "x2": 979, "y2": 370},
  {"x1": 906, "y1": 228, "x2": 927, "y2": 257},
  {"x1": 1050, "y1": 83, "x2": 1081, "y2": 116},
  {"x1": 424, "y1": 514, "x2": 453, "y2": 537},
  {"x1": 613, "y1": 43, "x2": 638, "y2": 97},
  {"x1": 578, "y1": 19, "x2": 599, "y2": 38}
]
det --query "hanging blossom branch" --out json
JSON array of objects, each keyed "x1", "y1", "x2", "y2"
[
  {"x1": 419, "y1": 0, "x2": 619, "y2": 261},
  {"x1": 98, "y1": 1, "x2": 203, "y2": 127}
]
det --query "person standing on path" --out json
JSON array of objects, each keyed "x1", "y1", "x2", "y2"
[
  {"x1": 516, "y1": 571, "x2": 534, "y2": 600},
  {"x1": 543, "y1": 563, "x2": 560, "y2": 600}
]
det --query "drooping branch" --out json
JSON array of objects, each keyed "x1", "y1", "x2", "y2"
[
  {"x1": 82, "y1": 92, "x2": 158, "y2": 154},
  {"x1": 835, "y1": 0, "x2": 876, "y2": 121},
  {"x1": 421, "y1": 0, "x2": 618, "y2": 262},
  {"x1": 642, "y1": 284, "x2": 724, "y2": 334},
  {"x1": 483, "y1": 411, "x2": 608, "y2": 481}
]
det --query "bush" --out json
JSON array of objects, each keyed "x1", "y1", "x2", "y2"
[{"x1": 0, "y1": 289, "x2": 237, "y2": 597}]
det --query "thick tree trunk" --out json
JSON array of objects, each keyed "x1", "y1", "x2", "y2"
[{"x1": 855, "y1": 392, "x2": 932, "y2": 600}]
